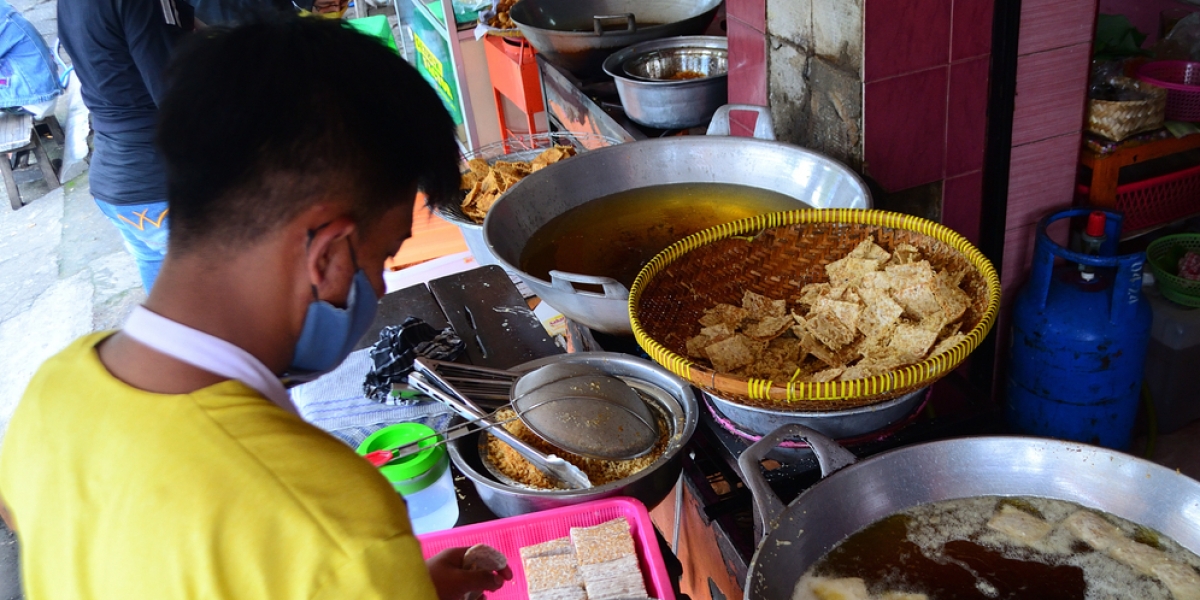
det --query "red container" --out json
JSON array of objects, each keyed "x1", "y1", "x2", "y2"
[
  {"x1": 417, "y1": 497, "x2": 676, "y2": 600},
  {"x1": 1137, "y1": 61, "x2": 1200, "y2": 121},
  {"x1": 1076, "y1": 162, "x2": 1200, "y2": 232}
]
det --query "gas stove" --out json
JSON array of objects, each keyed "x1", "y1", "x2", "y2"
[
  {"x1": 573, "y1": 323, "x2": 1002, "y2": 598},
  {"x1": 537, "y1": 56, "x2": 706, "y2": 142}
]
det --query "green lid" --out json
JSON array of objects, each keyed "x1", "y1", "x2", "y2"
[{"x1": 357, "y1": 423, "x2": 446, "y2": 483}]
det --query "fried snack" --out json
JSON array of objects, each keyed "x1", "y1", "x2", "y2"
[
  {"x1": 460, "y1": 146, "x2": 577, "y2": 223},
  {"x1": 486, "y1": 0, "x2": 519, "y2": 29},
  {"x1": 685, "y1": 236, "x2": 972, "y2": 384}
]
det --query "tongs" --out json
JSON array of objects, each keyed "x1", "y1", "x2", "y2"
[
  {"x1": 408, "y1": 366, "x2": 594, "y2": 490},
  {"x1": 393, "y1": 362, "x2": 517, "y2": 408}
]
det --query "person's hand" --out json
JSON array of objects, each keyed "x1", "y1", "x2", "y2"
[{"x1": 426, "y1": 547, "x2": 513, "y2": 600}]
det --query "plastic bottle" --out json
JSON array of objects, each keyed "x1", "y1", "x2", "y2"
[{"x1": 358, "y1": 423, "x2": 459, "y2": 534}]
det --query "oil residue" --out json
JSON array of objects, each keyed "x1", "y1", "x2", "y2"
[
  {"x1": 815, "y1": 514, "x2": 1087, "y2": 599},
  {"x1": 519, "y1": 182, "x2": 805, "y2": 288},
  {"x1": 796, "y1": 496, "x2": 1200, "y2": 600}
]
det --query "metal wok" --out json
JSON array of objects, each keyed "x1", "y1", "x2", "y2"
[
  {"x1": 737, "y1": 424, "x2": 1200, "y2": 600},
  {"x1": 510, "y1": 0, "x2": 722, "y2": 77},
  {"x1": 483, "y1": 114, "x2": 871, "y2": 335}
]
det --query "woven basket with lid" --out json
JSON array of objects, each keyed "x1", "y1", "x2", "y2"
[{"x1": 629, "y1": 209, "x2": 1001, "y2": 411}]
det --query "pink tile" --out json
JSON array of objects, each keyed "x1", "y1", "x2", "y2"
[
  {"x1": 727, "y1": 0, "x2": 766, "y2": 33},
  {"x1": 952, "y1": 0, "x2": 994, "y2": 60},
  {"x1": 727, "y1": 17, "x2": 768, "y2": 106},
  {"x1": 1018, "y1": 0, "x2": 1098, "y2": 55},
  {"x1": 864, "y1": 67, "x2": 948, "y2": 191},
  {"x1": 942, "y1": 171, "x2": 984, "y2": 245},
  {"x1": 1011, "y1": 43, "x2": 1091, "y2": 146},
  {"x1": 1006, "y1": 133, "x2": 1080, "y2": 229},
  {"x1": 1001, "y1": 222, "x2": 1039, "y2": 304},
  {"x1": 865, "y1": 0, "x2": 952, "y2": 81},
  {"x1": 946, "y1": 56, "x2": 989, "y2": 176}
]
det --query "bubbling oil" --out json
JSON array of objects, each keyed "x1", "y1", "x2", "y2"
[
  {"x1": 519, "y1": 182, "x2": 806, "y2": 288},
  {"x1": 793, "y1": 496, "x2": 1200, "y2": 600}
]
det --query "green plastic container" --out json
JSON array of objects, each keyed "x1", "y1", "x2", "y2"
[
  {"x1": 357, "y1": 423, "x2": 459, "y2": 533},
  {"x1": 1147, "y1": 233, "x2": 1200, "y2": 308}
]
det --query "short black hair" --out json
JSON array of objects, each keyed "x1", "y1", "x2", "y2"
[{"x1": 156, "y1": 13, "x2": 461, "y2": 252}]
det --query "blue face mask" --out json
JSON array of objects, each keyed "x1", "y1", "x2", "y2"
[{"x1": 285, "y1": 244, "x2": 380, "y2": 383}]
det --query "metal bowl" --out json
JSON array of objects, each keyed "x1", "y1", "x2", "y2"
[
  {"x1": 622, "y1": 45, "x2": 728, "y2": 81},
  {"x1": 447, "y1": 352, "x2": 698, "y2": 517},
  {"x1": 602, "y1": 36, "x2": 728, "y2": 129}
]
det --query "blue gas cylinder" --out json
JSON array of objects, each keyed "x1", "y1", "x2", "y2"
[{"x1": 1007, "y1": 208, "x2": 1152, "y2": 451}]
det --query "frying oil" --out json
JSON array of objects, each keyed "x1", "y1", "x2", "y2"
[
  {"x1": 519, "y1": 182, "x2": 804, "y2": 288},
  {"x1": 793, "y1": 496, "x2": 1200, "y2": 600}
]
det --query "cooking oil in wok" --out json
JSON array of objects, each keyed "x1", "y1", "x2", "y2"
[
  {"x1": 519, "y1": 182, "x2": 805, "y2": 288},
  {"x1": 792, "y1": 496, "x2": 1200, "y2": 600}
]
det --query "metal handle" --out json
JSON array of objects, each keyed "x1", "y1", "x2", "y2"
[
  {"x1": 706, "y1": 104, "x2": 776, "y2": 140},
  {"x1": 593, "y1": 13, "x2": 636, "y2": 34},
  {"x1": 549, "y1": 270, "x2": 630, "y2": 300},
  {"x1": 1028, "y1": 208, "x2": 1146, "y2": 324},
  {"x1": 410, "y1": 364, "x2": 593, "y2": 489},
  {"x1": 736, "y1": 423, "x2": 856, "y2": 543}
]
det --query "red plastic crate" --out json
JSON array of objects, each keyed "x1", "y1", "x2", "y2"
[
  {"x1": 1076, "y1": 162, "x2": 1200, "y2": 232},
  {"x1": 417, "y1": 497, "x2": 676, "y2": 600}
]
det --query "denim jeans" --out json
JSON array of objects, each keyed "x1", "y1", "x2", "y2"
[{"x1": 94, "y1": 199, "x2": 169, "y2": 292}]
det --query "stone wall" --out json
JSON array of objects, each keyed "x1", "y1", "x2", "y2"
[{"x1": 766, "y1": 0, "x2": 863, "y2": 171}]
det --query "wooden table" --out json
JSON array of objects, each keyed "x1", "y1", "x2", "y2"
[{"x1": 1079, "y1": 130, "x2": 1200, "y2": 207}]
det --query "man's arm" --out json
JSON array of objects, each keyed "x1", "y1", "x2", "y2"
[{"x1": 0, "y1": 492, "x2": 15, "y2": 533}]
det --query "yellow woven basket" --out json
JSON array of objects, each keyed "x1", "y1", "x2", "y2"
[{"x1": 629, "y1": 209, "x2": 1001, "y2": 411}]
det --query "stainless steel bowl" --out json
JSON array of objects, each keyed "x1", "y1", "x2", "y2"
[
  {"x1": 447, "y1": 352, "x2": 698, "y2": 517},
  {"x1": 622, "y1": 45, "x2": 727, "y2": 81},
  {"x1": 603, "y1": 36, "x2": 728, "y2": 129}
]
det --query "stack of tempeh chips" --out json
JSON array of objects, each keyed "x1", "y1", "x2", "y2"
[
  {"x1": 685, "y1": 236, "x2": 971, "y2": 383},
  {"x1": 519, "y1": 518, "x2": 652, "y2": 600}
]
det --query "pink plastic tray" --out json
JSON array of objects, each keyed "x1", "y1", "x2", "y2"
[{"x1": 418, "y1": 497, "x2": 675, "y2": 600}]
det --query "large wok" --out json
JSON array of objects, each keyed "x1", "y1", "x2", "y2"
[
  {"x1": 737, "y1": 424, "x2": 1200, "y2": 600},
  {"x1": 483, "y1": 107, "x2": 871, "y2": 335},
  {"x1": 510, "y1": 0, "x2": 722, "y2": 77}
]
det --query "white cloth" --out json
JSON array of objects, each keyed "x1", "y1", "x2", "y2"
[{"x1": 122, "y1": 306, "x2": 297, "y2": 413}]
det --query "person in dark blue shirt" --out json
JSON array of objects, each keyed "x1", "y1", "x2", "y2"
[{"x1": 57, "y1": 0, "x2": 194, "y2": 292}]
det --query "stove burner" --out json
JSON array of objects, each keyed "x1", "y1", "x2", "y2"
[{"x1": 703, "y1": 388, "x2": 932, "y2": 449}]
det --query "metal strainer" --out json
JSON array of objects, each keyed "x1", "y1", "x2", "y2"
[{"x1": 415, "y1": 358, "x2": 660, "y2": 459}]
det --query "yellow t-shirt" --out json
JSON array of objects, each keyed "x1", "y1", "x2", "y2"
[{"x1": 0, "y1": 332, "x2": 438, "y2": 599}]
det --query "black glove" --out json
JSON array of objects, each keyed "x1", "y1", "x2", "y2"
[{"x1": 363, "y1": 317, "x2": 466, "y2": 404}]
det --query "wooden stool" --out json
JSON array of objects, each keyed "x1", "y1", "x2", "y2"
[{"x1": 0, "y1": 112, "x2": 63, "y2": 210}]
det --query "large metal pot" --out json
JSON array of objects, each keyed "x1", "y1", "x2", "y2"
[
  {"x1": 448, "y1": 352, "x2": 698, "y2": 517},
  {"x1": 738, "y1": 424, "x2": 1200, "y2": 600},
  {"x1": 603, "y1": 36, "x2": 728, "y2": 129},
  {"x1": 483, "y1": 111, "x2": 871, "y2": 335},
  {"x1": 510, "y1": 0, "x2": 722, "y2": 77}
]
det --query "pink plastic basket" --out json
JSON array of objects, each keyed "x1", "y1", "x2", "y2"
[
  {"x1": 418, "y1": 497, "x2": 676, "y2": 600},
  {"x1": 1076, "y1": 162, "x2": 1200, "y2": 232},
  {"x1": 1137, "y1": 61, "x2": 1200, "y2": 121}
]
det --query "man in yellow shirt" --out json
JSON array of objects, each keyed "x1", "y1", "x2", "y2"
[{"x1": 0, "y1": 13, "x2": 510, "y2": 599}]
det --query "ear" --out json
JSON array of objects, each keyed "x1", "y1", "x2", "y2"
[{"x1": 304, "y1": 216, "x2": 357, "y2": 294}]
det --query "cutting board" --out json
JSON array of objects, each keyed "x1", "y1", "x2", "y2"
[
  {"x1": 356, "y1": 266, "x2": 562, "y2": 368},
  {"x1": 428, "y1": 266, "x2": 562, "y2": 369}
]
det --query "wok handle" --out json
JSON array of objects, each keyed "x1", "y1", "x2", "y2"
[
  {"x1": 706, "y1": 104, "x2": 776, "y2": 140},
  {"x1": 737, "y1": 423, "x2": 857, "y2": 543},
  {"x1": 549, "y1": 270, "x2": 630, "y2": 300},
  {"x1": 593, "y1": 13, "x2": 636, "y2": 34}
]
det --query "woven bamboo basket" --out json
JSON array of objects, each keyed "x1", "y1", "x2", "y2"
[
  {"x1": 1087, "y1": 77, "x2": 1167, "y2": 141},
  {"x1": 629, "y1": 209, "x2": 1001, "y2": 411}
]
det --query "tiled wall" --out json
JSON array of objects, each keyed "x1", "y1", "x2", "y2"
[
  {"x1": 862, "y1": 0, "x2": 994, "y2": 239},
  {"x1": 1000, "y1": 0, "x2": 1097, "y2": 325}
]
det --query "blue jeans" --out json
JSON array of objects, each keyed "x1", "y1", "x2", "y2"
[{"x1": 94, "y1": 199, "x2": 169, "y2": 292}]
